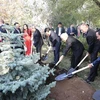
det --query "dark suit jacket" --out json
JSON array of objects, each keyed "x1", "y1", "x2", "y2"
[
  {"x1": 86, "y1": 28, "x2": 100, "y2": 54},
  {"x1": 0, "y1": 25, "x2": 7, "y2": 33},
  {"x1": 14, "y1": 28, "x2": 21, "y2": 34},
  {"x1": 49, "y1": 31, "x2": 60, "y2": 47},
  {"x1": 67, "y1": 27, "x2": 77, "y2": 36},
  {"x1": 56, "y1": 27, "x2": 65, "y2": 36},
  {"x1": 63, "y1": 36, "x2": 84, "y2": 56},
  {"x1": 33, "y1": 29, "x2": 43, "y2": 47},
  {"x1": 92, "y1": 57, "x2": 100, "y2": 66}
]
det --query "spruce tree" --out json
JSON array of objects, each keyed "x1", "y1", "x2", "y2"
[{"x1": 0, "y1": 25, "x2": 55, "y2": 100}]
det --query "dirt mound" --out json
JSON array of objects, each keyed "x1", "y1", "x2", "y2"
[
  {"x1": 37, "y1": 61, "x2": 95, "y2": 100},
  {"x1": 48, "y1": 77, "x2": 95, "y2": 100}
]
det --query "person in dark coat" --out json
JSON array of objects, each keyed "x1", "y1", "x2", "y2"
[
  {"x1": 31, "y1": 26, "x2": 43, "y2": 57},
  {"x1": 58, "y1": 33, "x2": 84, "y2": 69},
  {"x1": 80, "y1": 23, "x2": 100, "y2": 82},
  {"x1": 56, "y1": 22, "x2": 65, "y2": 51},
  {"x1": 88, "y1": 57, "x2": 100, "y2": 68},
  {"x1": 46, "y1": 28, "x2": 60, "y2": 64},
  {"x1": 0, "y1": 19, "x2": 7, "y2": 42},
  {"x1": 13, "y1": 22, "x2": 21, "y2": 34},
  {"x1": 56, "y1": 22, "x2": 65, "y2": 37},
  {"x1": 87, "y1": 30, "x2": 100, "y2": 81},
  {"x1": 0, "y1": 19, "x2": 7, "y2": 33},
  {"x1": 67, "y1": 24, "x2": 77, "y2": 36}
]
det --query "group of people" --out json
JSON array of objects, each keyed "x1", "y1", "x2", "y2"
[
  {"x1": 0, "y1": 19, "x2": 43, "y2": 57},
  {"x1": 44, "y1": 22, "x2": 100, "y2": 84},
  {"x1": 0, "y1": 19, "x2": 100, "y2": 83}
]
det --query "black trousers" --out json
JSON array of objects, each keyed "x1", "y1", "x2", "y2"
[
  {"x1": 70, "y1": 48, "x2": 84, "y2": 69},
  {"x1": 36, "y1": 44, "x2": 41, "y2": 53},
  {"x1": 54, "y1": 42, "x2": 61, "y2": 64},
  {"x1": 87, "y1": 44, "x2": 100, "y2": 81},
  {"x1": 35, "y1": 43, "x2": 43, "y2": 58}
]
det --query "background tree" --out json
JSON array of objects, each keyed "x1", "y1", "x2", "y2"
[
  {"x1": 45, "y1": 0, "x2": 100, "y2": 28},
  {"x1": 0, "y1": 0, "x2": 100, "y2": 29}
]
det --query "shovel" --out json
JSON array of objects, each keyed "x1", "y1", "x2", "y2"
[
  {"x1": 92, "y1": 90, "x2": 100, "y2": 100},
  {"x1": 53, "y1": 60, "x2": 61, "y2": 68},
  {"x1": 67, "y1": 53, "x2": 88, "y2": 78},
  {"x1": 55, "y1": 65, "x2": 90, "y2": 81},
  {"x1": 41, "y1": 46, "x2": 52, "y2": 61}
]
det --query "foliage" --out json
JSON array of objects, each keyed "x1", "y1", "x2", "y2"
[
  {"x1": 0, "y1": 26, "x2": 56, "y2": 100},
  {"x1": 0, "y1": 0, "x2": 51, "y2": 28},
  {"x1": 0, "y1": 0, "x2": 100, "y2": 29},
  {"x1": 77, "y1": 35, "x2": 88, "y2": 50},
  {"x1": 45, "y1": 0, "x2": 100, "y2": 28}
]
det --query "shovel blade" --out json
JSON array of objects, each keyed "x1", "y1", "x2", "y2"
[
  {"x1": 67, "y1": 68, "x2": 75, "y2": 78},
  {"x1": 55, "y1": 73, "x2": 67, "y2": 81},
  {"x1": 67, "y1": 68, "x2": 75, "y2": 74},
  {"x1": 93, "y1": 90, "x2": 100, "y2": 100},
  {"x1": 41, "y1": 54, "x2": 48, "y2": 61},
  {"x1": 55, "y1": 66, "x2": 90, "y2": 81}
]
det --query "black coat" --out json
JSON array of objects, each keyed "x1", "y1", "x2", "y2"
[
  {"x1": 14, "y1": 28, "x2": 21, "y2": 34},
  {"x1": 56, "y1": 27, "x2": 65, "y2": 36},
  {"x1": 63, "y1": 36, "x2": 84, "y2": 56},
  {"x1": 49, "y1": 31, "x2": 61, "y2": 64},
  {"x1": 67, "y1": 27, "x2": 77, "y2": 36},
  {"x1": 33, "y1": 29, "x2": 43, "y2": 47},
  {"x1": 85, "y1": 29, "x2": 100, "y2": 81},
  {"x1": 0, "y1": 25, "x2": 7, "y2": 33},
  {"x1": 49, "y1": 31, "x2": 60, "y2": 47},
  {"x1": 86, "y1": 28, "x2": 100, "y2": 54}
]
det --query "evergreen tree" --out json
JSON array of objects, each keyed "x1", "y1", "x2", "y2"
[{"x1": 0, "y1": 26, "x2": 55, "y2": 100}]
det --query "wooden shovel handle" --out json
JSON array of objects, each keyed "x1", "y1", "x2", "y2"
[
  {"x1": 63, "y1": 66, "x2": 90, "y2": 78},
  {"x1": 77, "y1": 54, "x2": 88, "y2": 67},
  {"x1": 72, "y1": 66, "x2": 90, "y2": 75}
]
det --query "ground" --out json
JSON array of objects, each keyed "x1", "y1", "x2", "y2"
[
  {"x1": 47, "y1": 77, "x2": 95, "y2": 100},
  {"x1": 41, "y1": 42, "x2": 100, "y2": 100},
  {"x1": 45, "y1": 63, "x2": 95, "y2": 100}
]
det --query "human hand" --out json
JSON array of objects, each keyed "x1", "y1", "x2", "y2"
[
  {"x1": 86, "y1": 52, "x2": 89, "y2": 56},
  {"x1": 88, "y1": 63, "x2": 93, "y2": 68},
  {"x1": 59, "y1": 55, "x2": 64, "y2": 62}
]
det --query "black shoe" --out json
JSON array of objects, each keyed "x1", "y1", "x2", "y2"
[{"x1": 85, "y1": 79, "x2": 91, "y2": 84}]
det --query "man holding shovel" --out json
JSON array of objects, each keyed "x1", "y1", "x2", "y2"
[
  {"x1": 80, "y1": 24, "x2": 100, "y2": 83},
  {"x1": 88, "y1": 30, "x2": 100, "y2": 73},
  {"x1": 45, "y1": 28, "x2": 61, "y2": 64},
  {"x1": 58, "y1": 33, "x2": 84, "y2": 71}
]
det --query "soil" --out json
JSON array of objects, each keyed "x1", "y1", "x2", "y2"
[
  {"x1": 46, "y1": 63, "x2": 96, "y2": 100},
  {"x1": 47, "y1": 76, "x2": 95, "y2": 100},
  {"x1": 38, "y1": 61, "x2": 96, "y2": 100}
]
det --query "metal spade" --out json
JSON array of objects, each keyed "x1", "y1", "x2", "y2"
[
  {"x1": 55, "y1": 65, "x2": 90, "y2": 81},
  {"x1": 67, "y1": 53, "x2": 88, "y2": 78},
  {"x1": 41, "y1": 46, "x2": 51, "y2": 61},
  {"x1": 93, "y1": 90, "x2": 100, "y2": 100}
]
